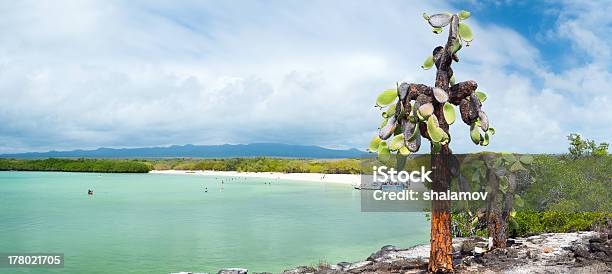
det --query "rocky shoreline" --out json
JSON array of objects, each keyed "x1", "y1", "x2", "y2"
[
  {"x1": 178, "y1": 230, "x2": 612, "y2": 274},
  {"x1": 280, "y1": 231, "x2": 611, "y2": 274}
]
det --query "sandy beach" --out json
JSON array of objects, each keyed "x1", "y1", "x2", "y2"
[{"x1": 150, "y1": 170, "x2": 361, "y2": 186}]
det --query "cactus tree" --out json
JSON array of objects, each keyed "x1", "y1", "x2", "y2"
[{"x1": 369, "y1": 10, "x2": 492, "y2": 272}]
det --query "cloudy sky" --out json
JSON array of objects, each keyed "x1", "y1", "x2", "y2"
[{"x1": 0, "y1": 0, "x2": 610, "y2": 154}]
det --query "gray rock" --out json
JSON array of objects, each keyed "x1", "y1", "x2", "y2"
[
  {"x1": 506, "y1": 248, "x2": 519, "y2": 258},
  {"x1": 460, "y1": 239, "x2": 476, "y2": 255},
  {"x1": 335, "y1": 261, "x2": 351, "y2": 269},
  {"x1": 526, "y1": 250, "x2": 535, "y2": 259},
  {"x1": 589, "y1": 242, "x2": 606, "y2": 252},
  {"x1": 474, "y1": 246, "x2": 487, "y2": 255},
  {"x1": 281, "y1": 266, "x2": 316, "y2": 274},
  {"x1": 366, "y1": 245, "x2": 400, "y2": 261},
  {"x1": 217, "y1": 268, "x2": 247, "y2": 274},
  {"x1": 572, "y1": 245, "x2": 591, "y2": 258},
  {"x1": 344, "y1": 260, "x2": 372, "y2": 271},
  {"x1": 589, "y1": 236, "x2": 606, "y2": 243},
  {"x1": 462, "y1": 256, "x2": 473, "y2": 266}
]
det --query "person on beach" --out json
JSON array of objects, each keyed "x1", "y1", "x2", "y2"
[{"x1": 87, "y1": 189, "x2": 93, "y2": 195}]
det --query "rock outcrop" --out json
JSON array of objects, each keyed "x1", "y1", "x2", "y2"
[{"x1": 281, "y1": 231, "x2": 612, "y2": 274}]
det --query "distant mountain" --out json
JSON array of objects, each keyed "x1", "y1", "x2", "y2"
[{"x1": 0, "y1": 143, "x2": 368, "y2": 159}]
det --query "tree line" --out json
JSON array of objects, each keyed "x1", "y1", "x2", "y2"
[{"x1": 0, "y1": 158, "x2": 151, "y2": 173}]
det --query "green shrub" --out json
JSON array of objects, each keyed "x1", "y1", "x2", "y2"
[
  {"x1": 509, "y1": 211, "x2": 611, "y2": 237},
  {"x1": 523, "y1": 155, "x2": 611, "y2": 212},
  {"x1": 452, "y1": 210, "x2": 611, "y2": 238}
]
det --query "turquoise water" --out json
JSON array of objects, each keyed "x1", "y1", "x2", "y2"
[{"x1": 0, "y1": 172, "x2": 429, "y2": 273}]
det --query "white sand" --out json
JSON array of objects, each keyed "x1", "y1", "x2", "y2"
[{"x1": 150, "y1": 170, "x2": 361, "y2": 186}]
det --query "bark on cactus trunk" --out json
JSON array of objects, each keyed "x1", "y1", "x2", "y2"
[
  {"x1": 489, "y1": 211, "x2": 507, "y2": 248},
  {"x1": 486, "y1": 186, "x2": 507, "y2": 248},
  {"x1": 429, "y1": 147, "x2": 454, "y2": 272},
  {"x1": 486, "y1": 192, "x2": 505, "y2": 247}
]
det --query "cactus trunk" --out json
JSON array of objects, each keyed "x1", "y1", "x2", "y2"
[{"x1": 429, "y1": 146, "x2": 454, "y2": 273}]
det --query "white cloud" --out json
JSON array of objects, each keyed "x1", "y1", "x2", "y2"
[
  {"x1": 551, "y1": 0, "x2": 612, "y2": 63},
  {"x1": 0, "y1": 0, "x2": 609, "y2": 154}
]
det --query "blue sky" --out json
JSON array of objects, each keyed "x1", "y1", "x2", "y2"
[{"x1": 0, "y1": 0, "x2": 610, "y2": 154}]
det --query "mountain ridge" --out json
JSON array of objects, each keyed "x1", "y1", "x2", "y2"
[{"x1": 0, "y1": 143, "x2": 367, "y2": 159}]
